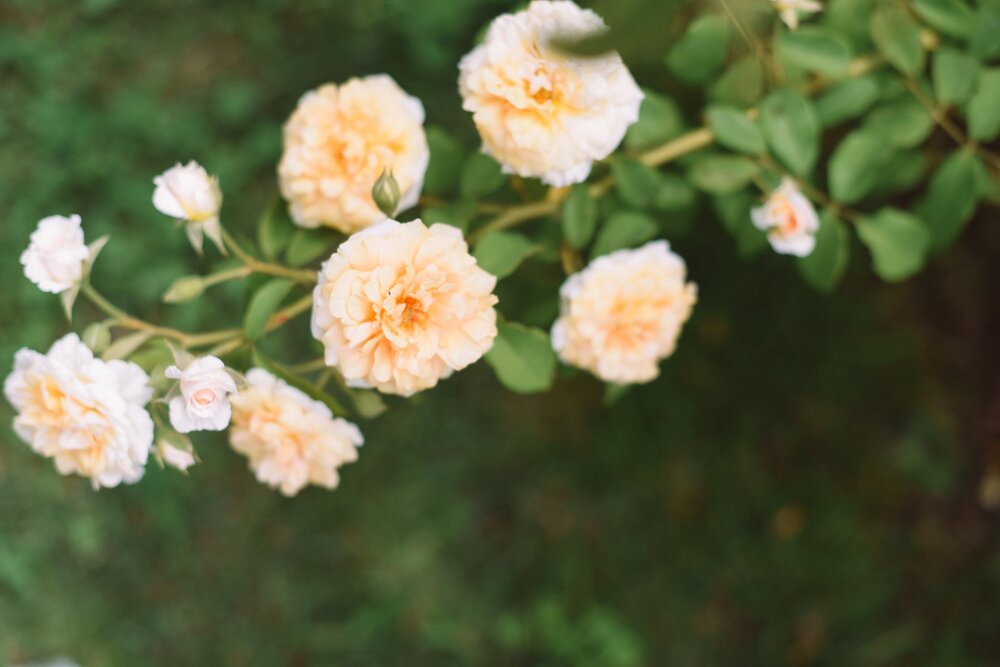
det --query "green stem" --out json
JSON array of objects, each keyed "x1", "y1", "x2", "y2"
[{"x1": 221, "y1": 226, "x2": 317, "y2": 284}]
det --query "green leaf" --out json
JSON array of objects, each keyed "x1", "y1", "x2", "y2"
[
  {"x1": 857, "y1": 208, "x2": 930, "y2": 282},
  {"x1": 871, "y1": 149, "x2": 927, "y2": 196},
  {"x1": 665, "y1": 14, "x2": 729, "y2": 84},
  {"x1": 968, "y1": 68, "x2": 1000, "y2": 141},
  {"x1": 778, "y1": 28, "x2": 853, "y2": 78},
  {"x1": 970, "y1": 3, "x2": 1000, "y2": 61},
  {"x1": 285, "y1": 228, "x2": 337, "y2": 267},
  {"x1": 712, "y1": 191, "x2": 768, "y2": 257},
  {"x1": 710, "y1": 56, "x2": 765, "y2": 108},
  {"x1": 423, "y1": 126, "x2": 467, "y2": 196},
  {"x1": 916, "y1": 151, "x2": 987, "y2": 249},
  {"x1": 561, "y1": 185, "x2": 598, "y2": 249},
  {"x1": 871, "y1": 4, "x2": 925, "y2": 75},
  {"x1": 913, "y1": 0, "x2": 974, "y2": 39},
  {"x1": 688, "y1": 155, "x2": 761, "y2": 195},
  {"x1": 624, "y1": 90, "x2": 685, "y2": 149},
  {"x1": 257, "y1": 198, "x2": 294, "y2": 260},
  {"x1": 653, "y1": 172, "x2": 697, "y2": 212},
  {"x1": 243, "y1": 278, "x2": 294, "y2": 340},
  {"x1": 423, "y1": 200, "x2": 477, "y2": 233},
  {"x1": 828, "y1": 130, "x2": 888, "y2": 204},
  {"x1": 484, "y1": 321, "x2": 557, "y2": 394},
  {"x1": 101, "y1": 331, "x2": 153, "y2": 361},
  {"x1": 759, "y1": 90, "x2": 821, "y2": 176},
  {"x1": 932, "y1": 49, "x2": 979, "y2": 105},
  {"x1": 816, "y1": 76, "x2": 881, "y2": 126},
  {"x1": 460, "y1": 152, "x2": 506, "y2": 199},
  {"x1": 590, "y1": 211, "x2": 658, "y2": 259},
  {"x1": 611, "y1": 157, "x2": 660, "y2": 208},
  {"x1": 797, "y1": 211, "x2": 850, "y2": 291},
  {"x1": 706, "y1": 106, "x2": 765, "y2": 154},
  {"x1": 473, "y1": 231, "x2": 539, "y2": 279},
  {"x1": 863, "y1": 95, "x2": 934, "y2": 148}
]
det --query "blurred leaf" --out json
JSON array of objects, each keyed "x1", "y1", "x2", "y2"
[
  {"x1": 912, "y1": 0, "x2": 974, "y2": 39},
  {"x1": 968, "y1": 68, "x2": 1000, "y2": 141},
  {"x1": 244, "y1": 278, "x2": 293, "y2": 340},
  {"x1": 759, "y1": 90, "x2": 820, "y2": 176},
  {"x1": 666, "y1": 14, "x2": 729, "y2": 84},
  {"x1": 870, "y1": 4, "x2": 925, "y2": 74},
  {"x1": 424, "y1": 126, "x2": 467, "y2": 196},
  {"x1": 713, "y1": 191, "x2": 768, "y2": 256},
  {"x1": 561, "y1": 185, "x2": 598, "y2": 249},
  {"x1": 863, "y1": 96, "x2": 934, "y2": 148},
  {"x1": 485, "y1": 321, "x2": 556, "y2": 394},
  {"x1": 611, "y1": 157, "x2": 660, "y2": 208},
  {"x1": 590, "y1": 211, "x2": 658, "y2": 258},
  {"x1": 460, "y1": 152, "x2": 506, "y2": 199},
  {"x1": 706, "y1": 106, "x2": 765, "y2": 154},
  {"x1": 816, "y1": 75, "x2": 881, "y2": 126},
  {"x1": 653, "y1": 171, "x2": 697, "y2": 212},
  {"x1": 624, "y1": 90, "x2": 685, "y2": 149},
  {"x1": 424, "y1": 200, "x2": 477, "y2": 233},
  {"x1": 258, "y1": 198, "x2": 294, "y2": 260},
  {"x1": 970, "y1": 2, "x2": 1000, "y2": 60},
  {"x1": 102, "y1": 330, "x2": 153, "y2": 361},
  {"x1": 871, "y1": 149, "x2": 926, "y2": 195},
  {"x1": 710, "y1": 56, "x2": 765, "y2": 108},
  {"x1": 162, "y1": 275, "x2": 206, "y2": 303},
  {"x1": 828, "y1": 129, "x2": 887, "y2": 204},
  {"x1": 916, "y1": 150, "x2": 987, "y2": 249},
  {"x1": 932, "y1": 49, "x2": 979, "y2": 105},
  {"x1": 857, "y1": 208, "x2": 930, "y2": 281},
  {"x1": 473, "y1": 230, "x2": 539, "y2": 279},
  {"x1": 798, "y1": 211, "x2": 850, "y2": 291},
  {"x1": 286, "y1": 228, "x2": 336, "y2": 267},
  {"x1": 688, "y1": 155, "x2": 760, "y2": 194},
  {"x1": 778, "y1": 28, "x2": 853, "y2": 77}
]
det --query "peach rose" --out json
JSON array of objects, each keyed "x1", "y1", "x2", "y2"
[
  {"x1": 278, "y1": 75, "x2": 429, "y2": 233},
  {"x1": 3, "y1": 334, "x2": 154, "y2": 489},
  {"x1": 229, "y1": 368, "x2": 362, "y2": 496},
  {"x1": 458, "y1": 0, "x2": 643, "y2": 186},
  {"x1": 551, "y1": 241, "x2": 697, "y2": 384},
  {"x1": 751, "y1": 178, "x2": 819, "y2": 257},
  {"x1": 311, "y1": 219, "x2": 499, "y2": 396}
]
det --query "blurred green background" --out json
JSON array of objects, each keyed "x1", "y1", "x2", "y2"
[{"x1": 1, "y1": 0, "x2": 999, "y2": 665}]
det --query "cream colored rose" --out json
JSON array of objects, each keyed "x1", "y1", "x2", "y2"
[
  {"x1": 311, "y1": 218, "x2": 499, "y2": 396},
  {"x1": 551, "y1": 241, "x2": 697, "y2": 384},
  {"x1": 3, "y1": 334, "x2": 154, "y2": 489},
  {"x1": 20, "y1": 214, "x2": 89, "y2": 294},
  {"x1": 751, "y1": 178, "x2": 819, "y2": 257},
  {"x1": 165, "y1": 355, "x2": 238, "y2": 433},
  {"x1": 458, "y1": 0, "x2": 643, "y2": 186},
  {"x1": 772, "y1": 0, "x2": 822, "y2": 30},
  {"x1": 278, "y1": 75, "x2": 429, "y2": 233},
  {"x1": 160, "y1": 441, "x2": 196, "y2": 471},
  {"x1": 229, "y1": 368, "x2": 362, "y2": 496},
  {"x1": 153, "y1": 161, "x2": 224, "y2": 253}
]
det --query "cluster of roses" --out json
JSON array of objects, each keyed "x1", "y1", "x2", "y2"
[{"x1": 5, "y1": 0, "x2": 822, "y2": 495}]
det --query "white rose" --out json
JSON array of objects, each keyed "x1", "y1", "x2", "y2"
[
  {"x1": 160, "y1": 442, "x2": 197, "y2": 471},
  {"x1": 152, "y1": 161, "x2": 224, "y2": 253},
  {"x1": 165, "y1": 355, "x2": 238, "y2": 433},
  {"x1": 751, "y1": 178, "x2": 820, "y2": 257},
  {"x1": 20, "y1": 214, "x2": 89, "y2": 294},
  {"x1": 458, "y1": 0, "x2": 643, "y2": 186}
]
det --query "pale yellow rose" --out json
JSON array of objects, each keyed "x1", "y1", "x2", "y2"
[
  {"x1": 551, "y1": 241, "x2": 697, "y2": 384},
  {"x1": 278, "y1": 75, "x2": 429, "y2": 233},
  {"x1": 311, "y1": 219, "x2": 499, "y2": 396},
  {"x1": 458, "y1": 0, "x2": 643, "y2": 186},
  {"x1": 229, "y1": 368, "x2": 362, "y2": 497},
  {"x1": 3, "y1": 334, "x2": 154, "y2": 489}
]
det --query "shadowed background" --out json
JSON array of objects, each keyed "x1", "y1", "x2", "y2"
[{"x1": 1, "y1": 0, "x2": 999, "y2": 665}]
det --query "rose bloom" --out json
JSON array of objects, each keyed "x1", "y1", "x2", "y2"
[
  {"x1": 160, "y1": 441, "x2": 196, "y2": 471},
  {"x1": 20, "y1": 214, "x2": 89, "y2": 294},
  {"x1": 751, "y1": 178, "x2": 819, "y2": 257},
  {"x1": 551, "y1": 241, "x2": 697, "y2": 384},
  {"x1": 3, "y1": 334, "x2": 154, "y2": 489},
  {"x1": 312, "y1": 219, "x2": 499, "y2": 396},
  {"x1": 278, "y1": 75, "x2": 429, "y2": 233},
  {"x1": 229, "y1": 368, "x2": 363, "y2": 497},
  {"x1": 458, "y1": 0, "x2": 643, "y2": 186},
  {"x1": 165, "y1": 355, "x2": 238, "y2": 433},
  {"x1": 153, "y1": 161, "x2": 224, "y2": 253},
  {"x1": 772, "y1": 0, "x2": 822, "y2": 30}
]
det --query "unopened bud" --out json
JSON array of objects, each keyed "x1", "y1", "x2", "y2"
[
  {"x1": 81, "y1": 321, "x2": 112, "y2": 354},
  {"x1": 372, "y1": 168, "x2": 401, "y2": 216},
  {"x1": 163, "y1": 276, "x2": 206, "y2": 303}
]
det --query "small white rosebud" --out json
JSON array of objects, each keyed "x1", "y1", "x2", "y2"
[
  {"x1": 164, "y1": 355, "x2": 238, "y2": 433},
  {"x1": 771, "y1": 0, "x2": 822, "y2": 30},
  {"x1": 159, "y1": 439, "x2": 197, "y2": 471},
  {"x1": 152, "y1": 161, "x2": 224, "y2": 254},
  {"x1": 751, "y1": 178, "x2": 820, "y2": 257},
  {"x1": 162, "y1": 275, "x2": 207, "y2": 303},
  {"x1": 20, "y1": 214, "x2": 89, "y2": 294}
]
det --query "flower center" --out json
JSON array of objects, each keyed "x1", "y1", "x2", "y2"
[{"x1": 192, "y1": 388, "x2": 216, "y2": 406}]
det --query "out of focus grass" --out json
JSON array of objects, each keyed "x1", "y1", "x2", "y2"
[{"x1": 1, "y1": 1, "x2": 999, "y2": 665}]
